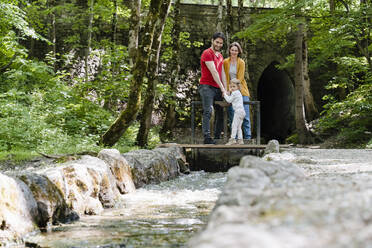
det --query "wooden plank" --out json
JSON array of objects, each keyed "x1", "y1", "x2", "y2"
[{"x1": 157, "y1": 143, "x2": 291, "y2": 149}]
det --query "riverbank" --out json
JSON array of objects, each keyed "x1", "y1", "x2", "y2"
[{"x1": 0, "y1": 147, "x2": 187, "y2": 246}]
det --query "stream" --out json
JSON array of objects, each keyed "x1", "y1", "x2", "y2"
[{"x1": 25, "y1": 171, "x2": 227, "y2": 248}]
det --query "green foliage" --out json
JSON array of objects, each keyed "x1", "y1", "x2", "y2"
[
  {"x1": 285, "y1": 133, "x2": 298, "y2": 144},
  {"x1": 324, "y1": 57, "x2": 369, "y2": 94},
  {"x1": 0, "y1": 0, "x2": 155, "y2": 158},
  {"x1": 367, "y1": 139, "x2": 372, "y2": 149},
  {"x1": 42, "y1": 88, "x2": 114, "y2": 137},
  {"x1": 0, "y1": 150, "x2": 39, "y2": 163},
  {"x1": 0, "y1": 2, "x2": 46, "y2": 71},
  {"x1": 309, "y1": 4, "x2": 369, "y2": 68},
  {"x1": 0, "y1": 85, "x2": 112, "y2": 153},
  {"x1": 235, "y1": 8, "x2": 296, "y2": 45},
  {"x1": 0, "y1": 45, "x2": 116, "y2": 155},
  {"x1": 180, "y1": 0, "x2": 283, "y2": 7},
  {"x1": 318, "y1": 82, "x2": 372, "y2": 147},
  {"x1": 88, "y1": 44, "x2": 131, "y2": 109},
  {"x1": 0, "y1": 2, "x2": 46, "y2": 41},
  {"x1": 111, "y1": 123, "x2": 161, "y2": 152},
  {"x1": 162, "y1": 16, "x2": 204, "y2": 61},
  {"x1": 1, "y1": 59, "x2": 55, "y2": 92}
]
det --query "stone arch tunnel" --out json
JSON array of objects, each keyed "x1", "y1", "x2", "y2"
[{"x1": 257, "y1": 62, "x2": 295, "y2": 143}]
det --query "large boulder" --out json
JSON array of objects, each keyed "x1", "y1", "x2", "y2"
[
  {"x1": 16, "y1": 173, "x2": 78, "y2": 229},
  {"x1": 0, "y1": 173, "x2": 39, "y2": 245},
  {"x1": 98, "y1": 149, "x2": 135, "y2": 194},
  {"x1": 155, "y1": 145, "x2": 190, "y2": 174},
  {"x1": 122, "y1": 148, "x2": 181, "y2": 188},
  {"x1": 264, "y1": 139, "x2": 280, "y2": 155},
  {"x1": 39, "y1": 156, "x2": 120, "y2": 215}
]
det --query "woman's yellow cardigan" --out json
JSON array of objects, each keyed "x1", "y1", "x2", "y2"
[{"x1": 223, "y1": 57, "x2": 250, "y2": 97}]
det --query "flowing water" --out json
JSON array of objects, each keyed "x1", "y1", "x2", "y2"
[{"x1": 26, "y1": 171, "x2": 227, "y2": 248}]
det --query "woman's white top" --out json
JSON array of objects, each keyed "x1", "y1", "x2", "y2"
[
  {"x1": 223, "y1": 90, "x2": 245, "y2": 113},
  {"x1": 229, "y1": 63, "x2": 237, "y2": 79}
]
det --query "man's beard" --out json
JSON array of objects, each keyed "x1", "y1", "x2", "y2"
[{"x1": 213, "y1": 44, "x2": 221, "y2": 51}]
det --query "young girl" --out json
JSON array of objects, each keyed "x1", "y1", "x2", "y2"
[{"x1": 223, "y1": 78, "x2": 245, "y2": 145}]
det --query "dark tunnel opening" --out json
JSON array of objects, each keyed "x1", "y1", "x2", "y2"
[{"x1": 257, "y1": 62, "x2": 295, "y2": 143}]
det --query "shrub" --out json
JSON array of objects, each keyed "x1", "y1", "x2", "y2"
[{"x1": 317, "y1": 82, "x2": 372, "y2": 147}]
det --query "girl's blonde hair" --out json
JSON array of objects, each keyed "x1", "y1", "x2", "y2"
[{"x1": 230, "y1": 78, "x2": 241, "y2": 89}]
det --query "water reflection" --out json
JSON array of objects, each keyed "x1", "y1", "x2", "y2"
[{"x1": 27, "y1": 171, "x2": 226, "y2": 248}]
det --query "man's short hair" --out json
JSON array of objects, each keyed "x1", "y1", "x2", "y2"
[{"x1": 212, "y1": 32, "x2": 226, "y2": 41}]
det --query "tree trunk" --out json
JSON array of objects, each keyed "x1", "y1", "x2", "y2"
[
  {"x1": 77, "y1": 0, "x2": 94, "y2": 83},
  {"x1": 357, "y1": 0, "x2": 372, "y2": 71},
  {"x1": 238, "y1": 0, "x2": 244, "y2": 30},
  {"x1": 294, "y1": 22, "x2": 312, "y2": 144},
  {"x1": 86, "y1": 0, "x2": 94, "y2": 83},
  {"x1": 225, "y1": 0, "x2": 232, "y2": 47},
  {"x1": 136, "y1": 0, "x2": 171, "y2": 147},
  {"x1": 100, "y1": 0, "x2": 162, "y2": 147},
  {"x1": 111, "y1": 0, "x2": 118, "y2": 46},
  {"x1": 103, "y1": 0, "x2": 118, "y2": 110},
  {"x1": 47, "y1": 0, "x2": 56, "y2": 71},
  {"x1": 302, "y1": 26, "x2": 318, "y2": 121},
  {"x1": 159, "y1": 0, "x2": 181, "y2": 142},
  {"x1": 127, "y1": 0, "x2": 141, "y2": 66},
  {"x1": 217, "y1": 0, "x2": 224, "y2": 31},
  {"x1": 329, "y1": 0, "x2": 335, "y2": 13}
]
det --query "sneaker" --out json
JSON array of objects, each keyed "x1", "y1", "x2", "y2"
[
  {"x1": 237, "y1": 139, "x2": 244, "y2": 145},
  {"x1": 225, "y1": 138, "x2": 236, "y2": 145},
  {"x1": 204, "y1": 137, "x2": 216, "y2": 144}
]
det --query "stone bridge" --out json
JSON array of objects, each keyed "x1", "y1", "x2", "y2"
[{"x1": 178, "y1": 3, "x2": 297, "y2": 143}]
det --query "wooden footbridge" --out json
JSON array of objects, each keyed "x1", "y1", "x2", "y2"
[
  {"x1": 158, "y1": 142, "x2": 290, "y2": 172},
  {"x1": 158, "y1": 143, "x2": 288, "y2": 149}
]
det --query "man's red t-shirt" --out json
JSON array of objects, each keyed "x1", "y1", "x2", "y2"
[{"x1": 200, "y1": 48, "x2": 224, "y2": 88}]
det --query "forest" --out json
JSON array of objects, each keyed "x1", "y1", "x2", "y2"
[{"x1": 0, "y1": 0, "x2": 371, "y2": 161}]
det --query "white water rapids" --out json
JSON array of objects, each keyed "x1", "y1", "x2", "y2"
[{"x1": 25, "y1": 171, "x2": 227, "y2": 248}]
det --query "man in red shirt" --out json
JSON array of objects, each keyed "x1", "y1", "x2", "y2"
[{"x1": 199, "y1": 32, "x2": 227, "y2": 144}]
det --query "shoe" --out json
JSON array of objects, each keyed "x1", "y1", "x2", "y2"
[
  {"x1": 225, "y1": 138, "x2": 236, "y2": 145},
  {"x1": 204, "y1": 137, "x2": 216, "y2": 144},
  {"x1": 237, "y1": 139, "x2": 244, "y2": 145}
]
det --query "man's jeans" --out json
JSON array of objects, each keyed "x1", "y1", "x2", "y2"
[
  {"x1": 228, "y1": 96, "x2": 252, "y2": 139},
  {"x1": 199, "y1": 84, "x2": 224, "y2": 139}
]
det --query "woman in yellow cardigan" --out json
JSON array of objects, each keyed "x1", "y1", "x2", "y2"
[{"x1": 222, "y1": 42, "x2": 251, "y2": 140}]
